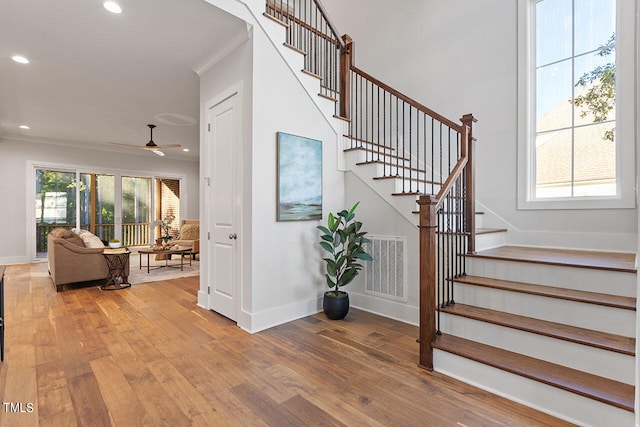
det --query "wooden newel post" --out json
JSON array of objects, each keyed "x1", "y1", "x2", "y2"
[
  {"x1": 460, "y1": 113, "x2": 477, "y2": 255},
  {"x1": 339, "y1": 34, "x2": 353, "y2": 119},
  {"x1": 418, "y1": 194, "x2": 438, "y2": 370}
]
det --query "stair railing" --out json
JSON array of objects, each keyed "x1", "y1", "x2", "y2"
[
  {"x1": 265, "y1": 0, "x2": 347, "y2": 116},
  {"x1": 418, "y1": 114, "x2": 476, "y2": 370},
  {"x1": 347, "y1": 66, "x2": 467, "y2": 196},
  {"x1": 264, "y1": 0, "x2": 477, "y2": 371}
]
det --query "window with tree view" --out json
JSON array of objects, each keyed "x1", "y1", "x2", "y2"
[{"x1": 534, "y1": 0, "x2": 616, "y2": 198}]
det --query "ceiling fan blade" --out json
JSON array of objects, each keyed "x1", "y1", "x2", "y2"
[
  {"x1": 106, "y1": 124, "x2": 180, "y2": 154},
  {"x1": 142, "y1": 143, "x2": 181, "y2": 149},
  {"x1": 107, "y1": 141, "x2": 141, "y2": 148}
]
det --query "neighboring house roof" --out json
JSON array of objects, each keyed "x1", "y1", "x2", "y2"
[{"x1": 536, "y1": 92, "x2": 615, "y2": 186}]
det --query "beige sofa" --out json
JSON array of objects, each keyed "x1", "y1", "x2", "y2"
[{"x1": 48, "y1": 228, "x2": 128, "y2": 291}]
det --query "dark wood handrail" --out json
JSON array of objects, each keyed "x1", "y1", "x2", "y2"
[
  {"x1": 434, "y1": 126, "x2": 468, "y2": 204},
  {"x1": 266, "y1": 6, "x2": 341, "y2": 46},
  {"x1": 350, "y1": 65, "x2": 463, "y2": 132},
  {"x1": 312, "y1": 0, "x2": 346, "y2": 49}
]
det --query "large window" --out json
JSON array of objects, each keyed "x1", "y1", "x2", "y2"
[
  {"x1": 517, "y1": 0, "x2": 635, "y2": 209},
  {"x1": 33, "y1": 165, "x2": 184, "y2": 258}
]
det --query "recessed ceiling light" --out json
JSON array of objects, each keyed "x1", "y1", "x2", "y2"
[
  {"x1": 103, "y1": 1, "x2": 122, "y2": 14},
  {"x1": 11, "y1": 55, "x2": 29, "y2": 64},
  {"x1": 19, "y1": 125, "x2": 30, "y2": 130},
  {"x1": 182, "y1": 148, "x2": 190, "y2": 152}
]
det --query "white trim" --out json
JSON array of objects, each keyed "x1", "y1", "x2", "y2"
[
  {"x1": 191, "y1": 24, "x2": 251, "y2": 77},
  {"x1": 27, "y1": 160, "x2": 188, "y2": 262},
  {"x1": 517, "y1": 0, "x2": 637, "y2": 210}
]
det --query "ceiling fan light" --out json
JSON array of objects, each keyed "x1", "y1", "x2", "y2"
[
  {"x1": 152, "y1": 149, "x2": 165, "y2": 157},
  {"x1": 103, "y1": 1, "x2": 122, "y2": 14}
]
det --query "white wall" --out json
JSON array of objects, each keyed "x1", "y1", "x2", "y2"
[
  {"x1": 246, "y1": 25, "x2": 345, "y2": 332},
  {"x1": 323, "y1": 0, "x2": 638, "y2": 251},
  {"x1": 0, "y1": 138, "x2": 199, "y2": 265}
]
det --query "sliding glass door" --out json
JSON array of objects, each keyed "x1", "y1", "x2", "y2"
[
  {"x1": 122, "y1": 176, "x2": 151, "y2": 246},
  {"x1": 80, "y1": 173, "x2": 115, "y2": 242},
  {"x1": 34, "y1": 167, "x2": 182, "y2": 258},
  {"x1": 35, "y1": 169, "x2": 77, "y2": 257}
]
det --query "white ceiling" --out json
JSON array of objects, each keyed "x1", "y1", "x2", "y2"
[{"x1": 0, "y1": 0, "x2": 246, "y2": 160}]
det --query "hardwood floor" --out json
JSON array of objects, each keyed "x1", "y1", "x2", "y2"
[{"x1": 0, "y1": 263, "x2": 573, "y2": 426}]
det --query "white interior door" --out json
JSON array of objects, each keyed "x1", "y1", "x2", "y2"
[{"x1": 207, "y1": 92, "x2": 240, "y2": 321}]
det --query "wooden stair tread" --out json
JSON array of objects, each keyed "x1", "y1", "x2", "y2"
[
  {"x1": 452, "y1": 275, "x2": 636, "y2": 310},
  {"x1": 441, "y1": 303, "x2": 635, "y2": 355},
  {"x1": 343, "y1": 134, "x2": 395, "y2": 151},
  {"x1": 432, "y1": 334, "x2": 635, "y2": 412},
  {"x1": 476, "y1": 227, "x2": 507, "y2": 235},
  {"x1": 355, "y1": 160, "x2": 426, "y2": 174},
  {"x1": 345, "y1": 146, "x2": 411, "y2": 163},
  {"x1": 467, "y1": 246, "x2": 637, "y2": 273},
  {"x1": 282, "y1": 42, "x2": 306, "y2": 56}
]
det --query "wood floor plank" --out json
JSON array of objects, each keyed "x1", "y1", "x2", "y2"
[
  {"x1": 0, "y1": 263, "x2": 576, "y2": 426},
  {"x1": 89, "y1": 355, "x2": 148, "y2": 426}
]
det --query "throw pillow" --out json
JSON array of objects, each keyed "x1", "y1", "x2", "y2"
[
  {"x1": 76, "y1": 230, "x2": 105, "y2": 248},
  {"x1": 179, "y1": 224, "x2": 199, "y2": 240},
  {"x1": 51, "y1": 228, "x2": 84, "y2": 246}
]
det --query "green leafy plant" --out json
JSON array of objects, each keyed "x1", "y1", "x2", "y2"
[
  {"x1": 573, "y1": 33, "x2": 616, "y2": 141},
  {"x1": 317, "y1": 202, "x2": 373, "y2": 295}
]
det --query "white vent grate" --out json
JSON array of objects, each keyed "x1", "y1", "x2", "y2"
[{"x1": 364, "y1": 236, "x2": 407, "y2": 302}]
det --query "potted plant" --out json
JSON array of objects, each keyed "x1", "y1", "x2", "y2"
[
  {"x1": 150, "y1": 214, "x2": 175, "y2": 244},
  {"x1": 317, "y1": 201, "x2": 373, "y2": 320}
]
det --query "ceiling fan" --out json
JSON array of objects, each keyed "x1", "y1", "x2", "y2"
[{"x1": 108, "y1": 124, "x2": 181, "y2": 157}]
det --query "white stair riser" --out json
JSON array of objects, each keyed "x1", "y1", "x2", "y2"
[
  {"x1": 453, "y1": 284, "x2": 636, "y2": 337},
  {"x1": 277, "y1": 44, "x2": 305, "y2": 74},
  {"x1": 466, "y1": 257, "x2": 636, "y2": 298},
  {"x1": 439, "y1": 313, "x2": 634, "y2": 385},
  {"x1": 475, "y1": 230, "x2": 506, "y2": 251},
  {"x1": 261, "y1": 15, "x2": 288, "y2": 46},
  {"x1": 345, "y1": 161, "x2": 418, "y2": 225},
  {"x1": 433, "y1": 350, "x2": 634, "y2": 427},
  {"x1": 345, "y1": 150, "x2": 433, "y2": 182}
]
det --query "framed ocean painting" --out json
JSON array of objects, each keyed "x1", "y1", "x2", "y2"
[{"x1": 277, "y1": 132, "x2": 322, "y2": 221}]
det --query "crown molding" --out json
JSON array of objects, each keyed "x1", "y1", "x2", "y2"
[{"x1": 191, "y1": 23, "x2": 251, "y2": 77}]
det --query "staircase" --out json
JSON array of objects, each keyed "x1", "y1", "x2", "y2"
[
  {"x1": 257, "y1": 1, "x2": 637, "y2": 425},
  {"x1": 434, "y1": 246, "x2": 636, "y2": 426}
]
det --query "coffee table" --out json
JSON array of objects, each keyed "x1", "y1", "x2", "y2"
[{"x1": 138, "y1": 247, "x2": 192, "y2": 273}]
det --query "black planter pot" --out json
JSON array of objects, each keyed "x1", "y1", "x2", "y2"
[{"x1": 323, "y1": 291, "x2": 349, "y2": 320}]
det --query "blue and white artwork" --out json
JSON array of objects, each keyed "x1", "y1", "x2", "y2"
[{"x1": 277, "y1": 132, "x2": 322, "y2": 221}]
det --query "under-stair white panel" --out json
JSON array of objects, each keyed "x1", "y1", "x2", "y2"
[
  {"x1": 465, "y1": 257, "x2": 636, "y2": 297},
  {"x1": 439, "y1": 312, "x2": 634, "y2": 385},
  {"x1": 433, "y1": 349, "x2": 634, "y2": 427},
  {"x1": 475, "y1": 230, "x2": 507, "y2": 251},
  {"x1": 453, "y1": 283, "x2": 635, "y2": 337}
]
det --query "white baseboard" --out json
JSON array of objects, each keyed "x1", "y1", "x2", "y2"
[
  {"x1": 0, "y1": 256, "x2": 31, "y2": 265},
  {"x1": 349, "y1": 291, "x2": 419, "y2": 326},
  {"x1": 239, "y1": 296, "x2": 323, "y2": 334}
]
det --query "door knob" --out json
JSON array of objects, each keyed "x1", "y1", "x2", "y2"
[{"x1": 229, "y1": 233, "x2": 237, "y2": 240}]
